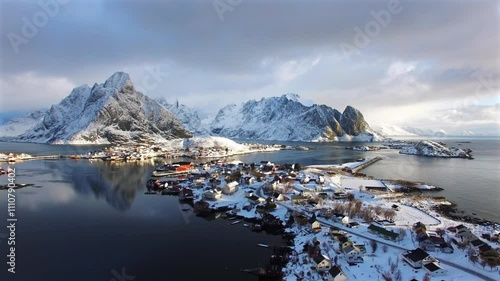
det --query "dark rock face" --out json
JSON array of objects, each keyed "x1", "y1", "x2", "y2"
[
  {"x1": 19, "y1": 72, "x2": 192, "y2": 144},
  {"x1": 340, "y1": 105, "x2": 371, "y2": 136}
]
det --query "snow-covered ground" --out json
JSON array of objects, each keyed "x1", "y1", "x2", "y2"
[
  {"x1": 274, "y1": 166, "x2": 499, "y2": 281},
  {"x1": 168, "y1": 158, "x2": 499, "y2": 281}
]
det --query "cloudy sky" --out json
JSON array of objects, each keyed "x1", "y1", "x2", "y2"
[{"x1": 0, "y1": 0, "x2": 499, "y2": 135}]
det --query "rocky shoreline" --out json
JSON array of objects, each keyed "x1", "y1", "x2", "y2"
[{"x1": 431, "y1": 202, "x2": 499, "y2": 227}]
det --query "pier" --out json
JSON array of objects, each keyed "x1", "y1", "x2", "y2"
[{"x1": 351, "y1": 156, "x2": 382, "y2": 173}]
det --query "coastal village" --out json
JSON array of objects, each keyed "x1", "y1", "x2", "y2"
[
  {"x1": 140, "y1": 157, "x2": 499, "y2": 281},
  {"x1": 1, "y1": 138, "x2": 498, "y2": 281}
]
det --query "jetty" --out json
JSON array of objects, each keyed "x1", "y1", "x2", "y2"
[{"x1": 351, "y1": 156, "x2": 382, "y2": 173}]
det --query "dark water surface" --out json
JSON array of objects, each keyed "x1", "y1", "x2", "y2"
[{"x1": 0, "y1": 159, "x2": 283, "y2": 281}]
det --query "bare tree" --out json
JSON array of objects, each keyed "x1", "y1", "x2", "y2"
[
  {"x1": 370, "y1": 240, "x2": 378, "y2": 253},
  {"x1": 479, "y1": 260, "x2": 486, "y2": 269},
  {"x1": 381, "y1": 271, "x2": 392, "y2": 281},
  {"x1": 382, "y1": 245, "x2": 388, "y2": 253},
  {"x1": 384, "y1": 209, "x2": 397, "y2": 221},
  {"x1": 398, "y1": 228, "x2": 407, "y2": 240},
  {"x1": 486, "y1": 259, "x2": 497, "y2": 271},
  {"x1": 346, "y1": 192, "x2": 355, "y2": 201},
  {"x1": 468, "y1": 247, "x2": 479, "y2": 265},
  {"x1": 390, "y1": 261, "x2": 397, "y2": 273},
  {"x1": 362, "y1": 208, "x2": 374, "y2": 223},
  {"x1": 394, "y1": 269, "x2": 402, "y2": 281},
  {"x1": 354, "y1": 200, "x2": 363, "y2": 212}
]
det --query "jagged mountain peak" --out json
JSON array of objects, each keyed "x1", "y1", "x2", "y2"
[
  {"x1": 156, "y1": 98, "x2": 207, "y2": 135},
  {"x1": 17, "y1": 72, "x2": 191, "y2": 144},
  {"x1": 103, "y1": 71, "x2": 133, "y2": 90}
]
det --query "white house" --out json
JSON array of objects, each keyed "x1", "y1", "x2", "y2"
[
  {"x1": 328, "y1": 265, "x2": 348, "y2": 281},
  {"x1": 342, "y1": 245, "x2": 363, "y2": 263},
  {"x1": 203, "y1": 189, "x2": 222, "y2": 201},
  {"x1": 311, "y1": 221, "x2": 322, "y2": 233},
  {"x1": 424, "y1": 262, "x2": 447, "y2": 276},
  {"x1": 456, "y1": 224, "x2": 477, "y2": 242},
  {"x1": 244, "y1": 190, "x2": 254, "y2": 198},
  {"x1": 222, "y1": 181, "x2": 239, "y2": 195},
  {"x1": 242, "y1": 175, "x2": 255, "y2": 185},
  {"x1": 248, "y1": 195, "x2": 264, "y2": 205},
  {"x1": 402, "y1": 248, "x2": 438, "y2": 269},
  {"x1": 276, "y1": 193, "x2": 289, "y2": 201},
  {"x1": 312, "y1": 255, "x2": 331, "y2": 272},
  {"x1": 341, "y1": 216, "x2": 349, "y2": 225}
]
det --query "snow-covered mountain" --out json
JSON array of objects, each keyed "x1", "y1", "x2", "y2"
[
  {"x1": 372, "y1": 123, "x2": 447, "y2": 137},
  {"x1": 209, "y1": 94, "x2": 380, "y2": 142},
  {"x1": 0, "y1": 110, "x2": 46, "y2": 137},
  {"x1": 399, "y1": 140, "x2": 473, "y2": 158},
  {"x1": 17, "y1": 72, "x2": 192, "y2": 144},
  {"x1": 402, "y1": 127, "x2": 446, "y2": 137},
  {"x1": 156, "y1": 98, "x2": 208, "y2": 135}
]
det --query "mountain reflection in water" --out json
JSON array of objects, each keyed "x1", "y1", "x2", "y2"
[{"x1": 43, "y1": 159, "x2": 156, "y2": 211}]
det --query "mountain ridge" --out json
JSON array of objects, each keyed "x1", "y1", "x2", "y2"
[
  {"x1": 209, "y1": 94, "x2": 380, "y2": 142},
  {"x1": 1, "y1": 72, "x2": 384, "y2": 143}
]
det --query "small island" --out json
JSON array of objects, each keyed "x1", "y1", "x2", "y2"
[{"x1": 399, "y1": 140, "x2": 473, "y2": 159}]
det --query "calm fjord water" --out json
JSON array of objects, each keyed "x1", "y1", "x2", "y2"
[
  {"x1": 0, "y1": 157, "x2": 283, "y2": 281},
  {"x1": 0, "y1": 138, "x2": 498, "y2": 280}
]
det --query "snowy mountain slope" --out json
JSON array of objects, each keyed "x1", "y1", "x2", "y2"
[
  {"x1": 18, "y1": 72, "x2": 192, "y2": 144},
  {"x1": 402, "y1": 127, "x2": 446, "y2": 137},
  {"x1": 210, "y1": 94, "x2": 380, "y2": 142},
  {"x1": 372, "y1": 123, "x2": 448, "y2": 137},
  {"x1": 0, "y1": 110, "x2": 47, "y2": 137},
  {"x1": 371, "y1": 123, "x2": 418, "y2": 137},
  {"x1": 400, "y1": 140, "x2": 473, "y2": 158},
  {"x1": 156, "y1": 98, "x2": 208, "y2": 135}
]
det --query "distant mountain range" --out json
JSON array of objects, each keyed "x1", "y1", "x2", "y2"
[
  {"x1": 371, "y1": 124, "x2": 447, "y2": 137},
  {"x1": 0, "y1": 71, "x2": 433, "y2": 144},
  {"x1": 0, "y1": 110, "x2": 46, "y2": 137}
]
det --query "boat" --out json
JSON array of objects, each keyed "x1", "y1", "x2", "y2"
[
  {"x1": 146, "y1": 179, "x2": 167, "y2": 191},
  {"x1": 179, "y1": 188, "x2": 194, "y2": 200},
  {"x1": 257, "y1": 243, "x2": 269, "y2": 248},
  {"x1": 241, "y1": 265, "x2": 283, "y2": 280},
  {"x1": 230, "y1": 220, "x2": 241, "y2": 225},
  {"x1": 163, "y1": 185, "x2": 181, "y2": 195},
  {"x1": 194, "y1": 200, "x2": 212, "y2": 216},
  {"x1": 243, "y1": 223, "x2": 249, "y2": 227},
  {"x1": 251, "y1": 223, "x2": 263, "y2": 231},
  {"x1": 151, "y1": 169, "x2": 175, "y2": 177}
]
